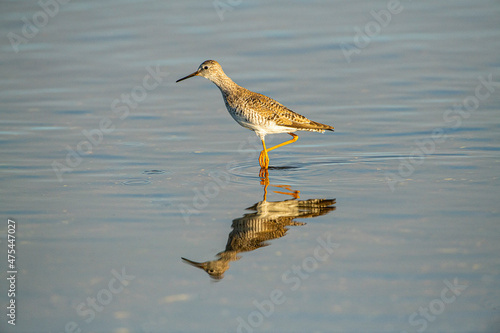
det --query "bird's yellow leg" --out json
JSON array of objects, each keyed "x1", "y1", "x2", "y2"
[
  {"x1": 259, "y1": 139, "x2": 270, "y2": 169},
  {"x1": 272, "y1": 184, "x2": 300, "y2": 199},
  {"x1": 266, "y1": 133, "x2": 298, "y2": 153},
  {"x1": 259, "y1": 165, "x2": 269, "y2": 179},
  {"x1": 259, "y1": 169, "x2": 270, "y2": 200},
  {"x1": 273, "y1": 189, "x2": 300, "y2": 199},
  {"x1": 259, "y1": 133, "x2": 298, "y2": 169}
]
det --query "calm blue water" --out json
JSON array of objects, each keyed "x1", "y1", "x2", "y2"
[{"x1": 1, "y1": 0, "x2": 499, "y2": 332}]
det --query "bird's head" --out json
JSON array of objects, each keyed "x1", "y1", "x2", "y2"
[
  {"x1": 176, "y1": 60, "x2": 225, "y2": 83},
  {"x1": 181, "y1": 256, "x2": 227, "y2": 280}
]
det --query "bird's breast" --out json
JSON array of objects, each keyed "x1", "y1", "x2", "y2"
[{"x1": 223, "y1": 96, "x2": 266, "y2": 130}]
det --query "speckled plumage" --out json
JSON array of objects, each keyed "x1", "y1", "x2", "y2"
[
  {"x1": 181, "y1": 194, "x2": 336, "y2": 280},
  {"x1": 176, "y1": 60, "x2": 334, "y2": 169},
  {"x1": 223, "y1": 86, "x2": 333, "y2": 136}
]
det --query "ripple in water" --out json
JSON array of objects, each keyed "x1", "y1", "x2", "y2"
[
  {"x1": 142, "y1": 169, "x2": 168, "y2": 175},
  {"x1": 121, "y1": 178, "x2": 151, "y2": 186}
]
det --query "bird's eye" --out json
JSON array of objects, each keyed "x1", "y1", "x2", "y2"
[{"x1": 204, "y1": 66, "x2": 208, "y2": 70}]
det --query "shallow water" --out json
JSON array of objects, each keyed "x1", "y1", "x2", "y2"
[{"x1": 1, "y1": 0, "x2": 500, "y2": 332}]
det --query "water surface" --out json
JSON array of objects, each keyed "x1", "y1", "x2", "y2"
[{"x1": 1, "y1": 0, "x2": 499, "y2": 332}]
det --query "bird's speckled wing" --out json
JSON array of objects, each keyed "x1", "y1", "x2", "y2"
[{"x1": 243, "y1": 90, "x2": 334, "y2": 132}]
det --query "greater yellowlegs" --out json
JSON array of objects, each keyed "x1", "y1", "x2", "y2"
[
  {"x1": 181, "y1": 177, "x2": 336, "y2": 280},
  {"x1": 176, "y1": 60, "x2": 334, "y2": 169}
]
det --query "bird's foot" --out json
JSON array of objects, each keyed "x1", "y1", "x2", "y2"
[{"x1": 258, "y1": 150, "x2": 269, "y2": 169}]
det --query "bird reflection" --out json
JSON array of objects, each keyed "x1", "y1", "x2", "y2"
[{"x1": 181, "y1": 170, "x2": 336, "y2": 280}]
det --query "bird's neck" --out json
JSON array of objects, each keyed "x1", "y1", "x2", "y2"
[{"x1": 210, "y1": 74, "x2": 240, "y2": 95}]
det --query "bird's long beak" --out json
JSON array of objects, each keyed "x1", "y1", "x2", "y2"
[
  {"x1": 176, "y1": 70, "x2": 200, "y2": 82},
  {"x1": 181, "y1": 257, "x2": 206, "y2": 269}
]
